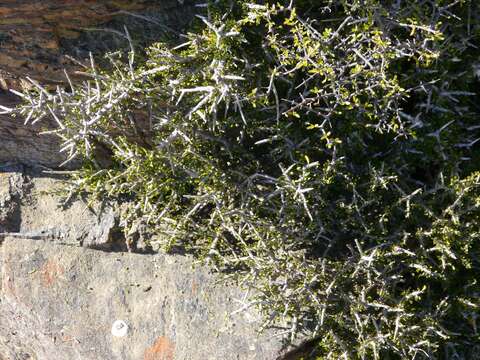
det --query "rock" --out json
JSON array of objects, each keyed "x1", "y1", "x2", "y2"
[
  {"x1": 0, "y1": 168, "x2": 120, "y2": 250},
  {"x1": 0, "y1": 165, "x2": 24, "y2": 232},
  {"x1": 0, "y1": 92, "x2": 75, "y2": 169},
  {"x1": 0, "y1": 0, "x2": 195, "y2": 168},
  {"x1": 0, "y1": 0, "x2": 195, "y2": 88},
  {"x1": 0, "y1": 237, "x2": 283, "y2": 360},
  {"x1": 18, "y1": 174, "x2": 119, "y2": 250},
  {"x1": 0, "y1": 169, "x2": 290, "y2": 359}
]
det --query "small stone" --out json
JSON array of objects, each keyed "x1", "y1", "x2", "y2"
[{"x1": 111, "y1": 320, "x2": 129, "y2": 338}]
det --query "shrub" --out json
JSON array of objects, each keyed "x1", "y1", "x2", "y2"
[{"x1": 8, "y1": 0, "x2": 480, "y2": 358}]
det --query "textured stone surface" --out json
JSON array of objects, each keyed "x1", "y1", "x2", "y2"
[
  {"x1": 0, "y1": 237, "x2": 283, "y2": 360},
  {"x1": 0, "y1": 0, "x2": 194, "y2": 89},
  {"x1": 0, "y1": 93, "x2": 71, "y2": 168},
  {"x1": 0, "y1": 0, "x2": 195, "y2": 168},
  {"x1": 0, "y1": 169, "x2": 289, "y2": 359},
  {"x1": 0, "y1": 168, "x2": 118, "y2": 249},
  {"x1": 0, "y1": 168, "x2": 23, "y2": 233}
]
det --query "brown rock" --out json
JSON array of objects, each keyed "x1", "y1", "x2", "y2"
[
  {"x1": 0, "y1": 92, "x2": 70, "y2": 168},
  {"x1": 0, "y1": 0, "x2": 194, "y2": 168},
  {"x1": 0, "y1": 0, "x2": 194, "y2": 88}
]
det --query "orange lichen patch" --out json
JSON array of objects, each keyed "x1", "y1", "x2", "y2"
[
  {"x1": 1, "y1": 263, "x2": 16, "y2": 297},
  {"x1": 5, "y1": 277, "x2": 15, "y2": 296},
  {"x1": 191, "y1": 279, "x2": 198, "y2": 296},
  {"x1": 61, "y1": 334, "x2": 73, "y2": 342},
  {"x1": 40, "y1": 259, "x2": 64, "y2": 287},
  {"x1": 144, "y1": 336, "x2": 175, "y2": 360}
]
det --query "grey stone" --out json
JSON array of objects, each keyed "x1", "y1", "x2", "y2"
[
  {"x1": 0, "y1": 171, "x2": 291, "y2": 359},
  {"x1": 0, "y1": 170, "x2": 119, "y2": 250},
  {"x1": 0, "y1": 167, "x2": 24, "y2": 233},
  {"x1": 0, "y1": 237, "x2": 284, "y2": 360}
]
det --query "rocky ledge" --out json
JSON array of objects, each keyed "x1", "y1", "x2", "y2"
[{"x1": 0, "y1": 167, "x2": 288, "y2": 359}]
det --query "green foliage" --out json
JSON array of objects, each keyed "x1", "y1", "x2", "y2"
[{"x1": 10, "y1": 0, "x2": 480, "y2": 358}]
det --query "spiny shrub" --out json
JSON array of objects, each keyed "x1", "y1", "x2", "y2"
[{"x1": 6, "y1": 0, "x2": 480, "y2": 358}]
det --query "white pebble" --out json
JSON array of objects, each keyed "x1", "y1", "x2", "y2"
[{"x1": 111, "y1": 320, "x2": 129, "y2": 337}]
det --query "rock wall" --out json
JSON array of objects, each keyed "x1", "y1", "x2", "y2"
[
  {"x1": 0, "y1": 0, "x2": 196, "y2": 168},
  {"x1": 0, "y1": 158, "x2": 288, "y2": 360},
  {"x1": 1, "y1": 236, "x2": 281, "y2": 360},
  {"x1": 0, "y1": 93, "x2": 70, "y2": 168},
  {"x1": 0, "y1": 168, "x2": 286, "y2": 359},
  {"x1": 0, "y1": 0, "x2": 195, "y2": 89}
]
